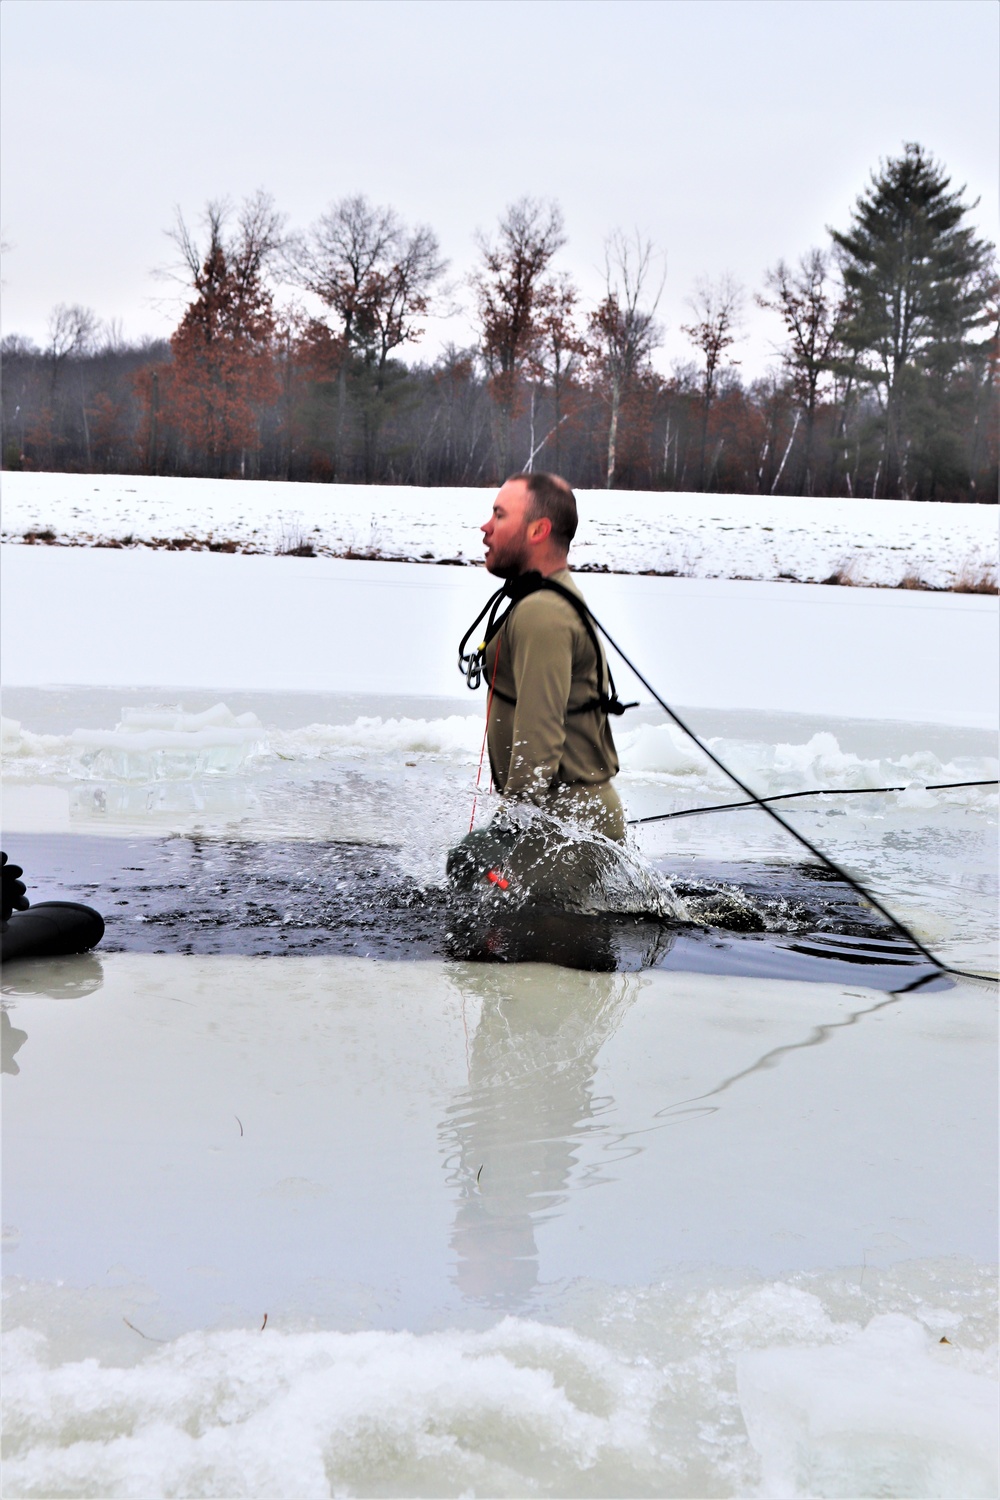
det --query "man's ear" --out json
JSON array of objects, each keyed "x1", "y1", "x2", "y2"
[{"x1": 527, "y1": 515, "x2": 552, "y2": 545}]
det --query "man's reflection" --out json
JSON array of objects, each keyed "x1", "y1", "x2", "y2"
[{"x1": 441, "y1": 962, "x2": 640, "y2": 1309}]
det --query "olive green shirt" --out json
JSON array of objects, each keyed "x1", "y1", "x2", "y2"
[{"x1": 486, "y1": 569, "x2": 620, "y2": 801}]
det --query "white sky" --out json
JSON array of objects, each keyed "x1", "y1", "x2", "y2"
[{"x1": 2, "y1": 0, "x2": 997, "y2": 381}]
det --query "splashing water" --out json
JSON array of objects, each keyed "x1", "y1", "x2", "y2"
[{"x1": 3, "y1": 692, "x2": 995, "y2": 969}]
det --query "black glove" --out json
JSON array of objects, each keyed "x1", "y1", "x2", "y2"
[{"x1": 1, "y1": 852, "x2": 30, "y2": 923}]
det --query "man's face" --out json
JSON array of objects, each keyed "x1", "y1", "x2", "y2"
[{"x1": 482, "y1": 480, "x2": 534, "y2": 577}]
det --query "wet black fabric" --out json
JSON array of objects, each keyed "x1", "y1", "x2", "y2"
[{"x1": 1, "y1": 902, "x2": 105, "y2": 961}]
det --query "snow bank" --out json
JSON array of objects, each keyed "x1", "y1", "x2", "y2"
[
  {"x1": 617, "y1": 723, "x2": 998, "y2": 797},
  {"x1": 270, "y1": 713, "x2": 486, "y2": 761},
  {"x1": 739, "y1": 1313, "x2": 998, "y2": 1498},
  {"x1": 4, "y1": 1271, "x2": 996, "y2": 1499},
  {"x1": 3, "y1": 471, "x2": 997, "y2": 588},
  {"x1": 3, "y1": 704, "x2": 265, "y2": 781},
  {"x1": 2, "y1": 1318, "x2": 664, "y2": 1499}
]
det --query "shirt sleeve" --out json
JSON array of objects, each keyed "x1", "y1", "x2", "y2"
[{"x1": 502, "y1": 597, "x2": 574, "y2": 800}]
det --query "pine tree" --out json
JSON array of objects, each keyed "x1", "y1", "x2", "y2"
[{"x1": 831, "y1": 143, "x2": 994, "y2": 498}]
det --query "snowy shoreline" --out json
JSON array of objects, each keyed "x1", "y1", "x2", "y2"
[{"x1": 2, "y1": 471, "x2": 997, "y2": 590}]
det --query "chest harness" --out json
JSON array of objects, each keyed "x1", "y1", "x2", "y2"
[{"x1": 458, "y1": 572, "x2": 637, "y2": 718}]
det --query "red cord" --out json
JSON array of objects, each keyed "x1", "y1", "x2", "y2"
[{"x1": 469, "y1": 635, "x2": 499, "y2": 832}]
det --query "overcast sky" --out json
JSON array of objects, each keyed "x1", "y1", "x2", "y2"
[{"x1": 2, "y1": 0, "x2": 997, "y2": 379}]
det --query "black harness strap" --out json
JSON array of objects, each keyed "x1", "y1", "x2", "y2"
[
  {"x1": 457, "y1": 573, "x2": 638, "y2": 717},
  {"x1": 457, "y1": 583, "x2": 509, "y2": 690}
]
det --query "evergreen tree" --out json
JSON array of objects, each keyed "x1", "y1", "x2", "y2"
[{"x1": 831, "y1": 143, "x2": 994, "y2": 498}]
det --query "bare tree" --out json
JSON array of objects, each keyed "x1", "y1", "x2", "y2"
[
  {"x1": 101, "y1": 318, "x2": 129, "y2": 356},
  {"x1": 757, "y1": 250, "x2": 841, "y2": 493},
  {"x1": 46, "y1": 303, "x2": 99, "y2": 392},
  {"x1": 288, "y1": 194, "x2": 445, "y2": 473},
  {"x1": 524, "y1": 273, "x2": 587, "y2": 472},
  {"x1": 681, "y1": 273, "x2": 744, "y2": 488},
  {"x1": 168, "y1": 190, "x2": 286, "y2": 324},
  {"x1": 471, "y1": 197, "x2": 565, "y2": 476},
  {"x1": 46, "y1": 303, "x2": 100, "y2": 464},
  {"x1": 365, "y1": 224, "x2": 447, "y2": 383},
  {"x1": 589, "y1": 231, "x2": 664, "y2": 487}
]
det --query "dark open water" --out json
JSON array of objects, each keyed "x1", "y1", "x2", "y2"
[{"x1": 7, "y1": 830, "x2": 948, "y2": 991}]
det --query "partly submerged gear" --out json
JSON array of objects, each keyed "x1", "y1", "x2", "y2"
[
  {"x1": 1, "y1": 850, "x2": 105, "y2": 963},
  {"x1": 446, "y1": 808, "x2": 677, "y2": 970},
  {"x1": 1, "y1": 903, "x2": 106, "y2": 962},
  {"x1": 1, "y1": 853, "x2": 30, "y2": 923}
]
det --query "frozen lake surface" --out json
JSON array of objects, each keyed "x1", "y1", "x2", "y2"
[
  {"x1": 3, "y1": 546, "x2": 997, "y2": 725},
  {"x1": 2, "y1": 545, "x2": 997, "y2": 1496}
]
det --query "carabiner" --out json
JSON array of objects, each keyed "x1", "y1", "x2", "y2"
[{"x1": 462, "y1": 649, "x2": 484, "y2": 690}]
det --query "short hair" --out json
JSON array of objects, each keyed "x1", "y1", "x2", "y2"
[{"x1": 510, "y1": 471, "x2": 578, "y2": 549}]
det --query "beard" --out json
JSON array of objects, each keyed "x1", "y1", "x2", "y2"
[{"x1": 484, "y1": 529, "x2": 530, "y2": 578}]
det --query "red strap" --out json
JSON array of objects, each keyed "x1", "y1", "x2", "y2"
[{"x1": 469, "y1": 635, "x2": 500, "y2": 831}]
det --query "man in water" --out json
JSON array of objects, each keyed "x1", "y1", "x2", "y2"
[{"x1": 480, "y1": 472, "x2": 626, "y2": 843}]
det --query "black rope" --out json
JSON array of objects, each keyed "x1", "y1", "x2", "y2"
[
  {"x1": 629, "y1": 779, "x2": 999, "y2": 825},
  {"x1": 578, "y1": 608, "x2": 996, "y2": 988}
]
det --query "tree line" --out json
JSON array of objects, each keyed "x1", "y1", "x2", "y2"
[{"x1": 2, "y1": 144, "x2": 996, "y2": 500}]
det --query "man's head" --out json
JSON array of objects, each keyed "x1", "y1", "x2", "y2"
[{"x1": 482, "y1": 472, "x2": 578, "y2": 578}]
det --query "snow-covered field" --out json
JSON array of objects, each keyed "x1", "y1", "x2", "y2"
[{"x1": 3, "y1": 471, "x2": 997, "y2": 589}]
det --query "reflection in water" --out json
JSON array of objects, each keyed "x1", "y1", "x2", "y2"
[
  {"x1": 439, "y1": 964, "x2": 966, "y2": 1312},
  {"x1": 653, "y1": 991, "x2": 911, "y2": 1129},
  {"x1": 1, "y1": 954, "x2": 105, "y2": 1000},
  {"x1": 441, "y1": 963, "x2": 641, "y2": 1308},
  {"x1": 1, "y1": 954, "x2": 105, "y2": 1076},
  {"x1": 449, "y1": 908, "x2": 677, "y2": 970},
  {"x1": 2, "y1": 1008, "x2": 28, "y2": 1075}
]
